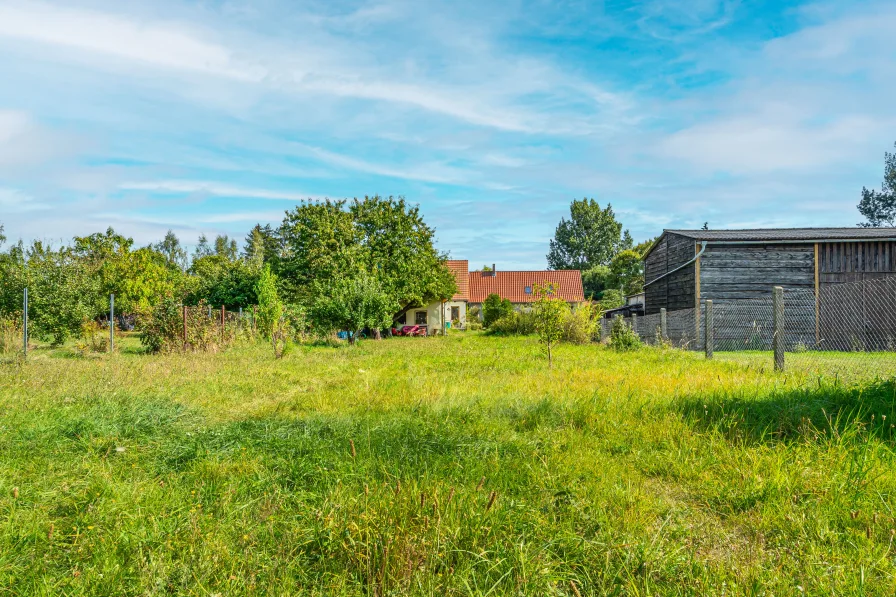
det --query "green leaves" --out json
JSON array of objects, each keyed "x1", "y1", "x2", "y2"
[
  {"x1": 483, "y1": 294, "x2": 513, "y2": 328},
  {"x1": 858, "y1": 142, "x2": 896, "y2": 227},
  {"x1": 255, "y1": 264, "x2": 283, "y2": 341},
  {"x1": 547, "y1": 199, "x2": 632, "y2": 270},
  {"x1": 309, "y1": 273, "x2": 398, "y2": 342}
]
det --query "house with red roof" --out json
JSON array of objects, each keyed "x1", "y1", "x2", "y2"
[{"x1": 395, "y1": 260, "x2": 584, "y2": 333}]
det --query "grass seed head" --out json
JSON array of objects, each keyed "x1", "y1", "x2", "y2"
[
  {"x1": 476, "y1": 476, "x2": 485, "y2": 491},
  {"x1": 486, "y1": 490, "x2": 497, "y2": 511}
]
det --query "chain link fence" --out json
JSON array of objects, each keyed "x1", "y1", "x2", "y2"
[{"x1": 603, "y1": 277, "x2": 896, "y2": 382}]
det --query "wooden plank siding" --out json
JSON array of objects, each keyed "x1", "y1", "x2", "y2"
[
  {"x1": 644, "y1": 232, "x2": 696, "y2": 315},
  {"x1": 699, "y1": 244, "x2": 815, "y2": 302}
]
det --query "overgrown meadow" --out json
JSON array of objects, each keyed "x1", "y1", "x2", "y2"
[{"x1": 1, "y1": 333, "x2": 895, "y2": 595}]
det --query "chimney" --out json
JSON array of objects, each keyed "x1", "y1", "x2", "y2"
[{"x1": 491, "y1": 263, "x2": 496, "y2": 276}]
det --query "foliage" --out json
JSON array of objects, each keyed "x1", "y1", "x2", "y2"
[
  {"x1": 0, "y1": 313, "x2": 21, "y2": 355},
  {"x1": 547, "y1": 198, "x2": 632, "y2": 269},
  {"x1": 562, "y1": 301, "x2": 599, "y2": 344},
  {"x1": 609, "y1": 249, "x2": 645, "y2": 296},
  {"x1": 309, "y1": 273, "x2": 398, "y2": 344},
  {"x1": 532, "y1": 282, "x2": 569, "y2": 367},
  {"x1": 188, "y1": 255, "x2": 258, "y2": 310},
  {"x1": 214, "y1": 235, "x2": 239, "y2": 260},
  {"x1": 139, "y1": 295, "x2": 184, "y2": 353},
  {"x1": 608, "y1": 316, "x2": 641, "y2": 351},
  {"x1": 244, "y1": 224, "x2": 280, "y2": 270},
  {"x1": 76, "y1": 319, "x2": 108, "y2": 355},
  {"x1": 581, "y1": 264, "x2": 612, "y2": 300},
  {"x1": 482, "y1": 293, "x2": 513, "y2": 328},
  {"x1": 153, "y1": 230, "x2": 188, "y2": 271},
  {"x1": 271, "y1": 305, "x2": 307, "y2": 359},
  {"x1": 488, "y1": 311, "x2": 537, "y2": 335},
  {"x1": 26, "y1": 243, "x2": 98, "y2": 345},
  {"x1": 597, "y1": 289, "x2": 625, "y2": 312},
  {"x1": 858, "y1": 141, "x2": 896, "y2": 227},
  {"x1": 350, "y1": 195, "x2": 457, "y2": 310},
  {"x1": 255, "y1": 264, "x2": 283, "y2": 341}
]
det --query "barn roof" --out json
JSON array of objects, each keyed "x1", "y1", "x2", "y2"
[
  {"x1": 446, "y1": 260, "x2": 469, "y2": 301},
  {"x1": 667, "y1": 228, "x2": 896, "y2": 241},
  {"x1": 468, "y1": 270, "x2": 585, "y2": 303}
]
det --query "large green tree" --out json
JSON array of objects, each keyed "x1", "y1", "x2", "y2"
[
  {"x1": 858, "y1": 142, "x2": 896, "y2": 227},
  {"x1": 309, "y1": 273, "x2": 397, "y2": 344},
  {"x1": 188, "y1": 255, "x2": 259, "y2": 310},
  {"x1": 243, "y1": 224, "x2": 281, "y2": 270},
  {"x1": 154, "y1": 230, "x2": 188, "y2": 271},
  {"x1": 547, "y1": 199, "x2": 632, "y2": 270}
]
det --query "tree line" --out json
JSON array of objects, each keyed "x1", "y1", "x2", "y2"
[{"x1": 0, "y1": 196, "x2": 456, "y2": 346}]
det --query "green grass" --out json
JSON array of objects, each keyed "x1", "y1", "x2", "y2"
[{"x1": 1, "y1": 333, "x2": 896, "y2": 595}]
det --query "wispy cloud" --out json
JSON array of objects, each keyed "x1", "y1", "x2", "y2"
[{"x1": 119, "y1": 181, "x2": 317, "y2": 201}]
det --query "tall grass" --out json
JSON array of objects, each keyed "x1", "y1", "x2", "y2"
[{"x1": 1, "y1": 334, "x2": 895, "y2": 594}]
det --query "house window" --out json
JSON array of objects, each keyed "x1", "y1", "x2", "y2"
[
  {"x1": 396, "y1": 312, "x2": 406, "y2": 325},
  {"x1": 415, "y1": 311, "x2": 427, "y2": 325},
  {"x1": 451, "y1": 306, "x2": 460, "y2": 321}
]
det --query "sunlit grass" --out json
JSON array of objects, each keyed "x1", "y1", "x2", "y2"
[{"x1": 1, "y1": 333, "x2": 895, "y2": 595}]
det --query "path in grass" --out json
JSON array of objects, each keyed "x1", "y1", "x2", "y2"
[{"x1": 1, "y1": 334, "x2": 894, "y2": 595}]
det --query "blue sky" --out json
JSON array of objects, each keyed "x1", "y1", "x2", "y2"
[{"x1": 0, "y1": 0, "x2": 894, "y2": 268}]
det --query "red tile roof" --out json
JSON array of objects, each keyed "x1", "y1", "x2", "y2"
[
  {"x1": 446, "y1": 260, "x2": 469, "y2": 301},
  {"x1": 468, "y1": 270, "x2": 584, "y2": 303}
]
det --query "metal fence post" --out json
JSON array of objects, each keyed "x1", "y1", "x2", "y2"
[
  {"x1": 704, "y1": 300, "x2": 713, "y2": 359},
  {"x1": 773, "y1": 286, "x2": 785, "y2": 371},
  {"x1": 23, "y1": 287, "x2": 28, "y2": 359},
  {"x1": 660, "y1": 308, "x2": 667, "y2": 341},
  {"x1": 109, "y1": 293, "x2": 115, "y2": 352}
]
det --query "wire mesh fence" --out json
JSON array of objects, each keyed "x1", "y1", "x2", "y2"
[{"x1": 604, "y1": 277, "x2": 896, "y2": 382}]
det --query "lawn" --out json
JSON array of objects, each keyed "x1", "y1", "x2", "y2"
[{"x1": 1, "y1": 333, "x2": 895, "y2": 595}]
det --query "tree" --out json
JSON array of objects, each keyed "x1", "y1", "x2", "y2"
[
  {"x1": 309, "y1": 273, "x2": 397, "y2": 344},
  {"x1": 0, "y1": 223, "x2": 5, "y2": 248},
  {"x1": 608, "y1": 249, "x2": 644, "y2": 296},
  {"x1": 547, "y1": 199, "x2": 632, "y2": 270},
  {"x1": 278, "y1": 200, "x2": 361, "y2": 301},
  {"x1": 243, "y1": 224, "x2": 280, "y2": 270},
  {"x1": 255, "y1": 264, "x2": 283, "y2": 340},
  {"x1": 701, "y1": 222, "x2": 709, "y2": 231},
  {"x1": 532, "y1": 282, "x2": 568, "y2": 368},
  {"x1": 154, "y1": 230, "x2": 188, "y2": 270},
  {"x1": 193, "y1": 235, "x2": 213, "y2": 260},
  {"x1": 350, "y1": 195, "x2": 456, "y2": 312},
  {"x1": 214, "y1": 235, "x2": 239, "y2": 260},
  {"x1": 581, "y1": 265, "x2": 613, "y2": 300},
  {"x1": 188, "y1": 255, "x2": 259, "y2": 310},
  {"x1": 482, "y1": 293, "x2": 513, "y2": 327},
  {"x1": 858, "y1": 142, "x2": 896, "y2": 227}
]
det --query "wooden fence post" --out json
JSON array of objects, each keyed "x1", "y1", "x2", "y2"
[
  {"x1": 253, "y1": 306, "x2": 257, "y2": 332},
  {"x1": 221, "y1": 305, "x2": 225, "y2": 341},
  {"x1": 773, "y1": 286, "x2": 784, "y2": 371},
  {"x1": 660, "y1": 308, "x2": 667, "y2": 341},
  {"x1": 182, "y1": 305, "x2": 187, "y2": 349},
  {"x1": 704, "y1": 300, "x2": 713, "y2": 359}
]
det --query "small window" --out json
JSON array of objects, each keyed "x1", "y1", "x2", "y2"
[
  {"x1": 524, "y1": 286, "x2": 532, "y2": 294},
  {"x1": 415, "y1": 311, "x2": 427, "y2": 325},
  {"x1": 451, "y1": 306, "x2": 460, "y2": 321}
]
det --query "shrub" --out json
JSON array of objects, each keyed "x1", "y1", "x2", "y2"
[
  {"x1": 75, "y1": 319, "x2": 108, "y2": 354},
  {"x1": 466, "y1": 319, "x2": 483, "y2": 331},
  {"x1": 532, "y1": 283, "x2": 568, "y2": 367},
  {"x1": 489, "y1": 311, "x2": 537, "y2": 335},
  {"x1": 608, "y1": 316, "x2": 641, "y2": 351},
  {"x1": 562, "y1": 301, "x2": 599, "y2": 344},
  {"x1": 255, "y1": 264, "x2": 283, "y2": 340},
  {"x1": 0, "y1": 314, "x2": 22, "y2": 355},
  {"x1": 140, "y1": 298, "x2": 229, "y2": 353},
  {"x1": 482, "y1": 294, "x2": 513, "y2": 328}
]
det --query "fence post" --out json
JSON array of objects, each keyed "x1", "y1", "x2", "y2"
[
  {"x1": 631, "y1": 313, "x2": 638, "y2": 337},
  {"x1": 773, "y1": 286, "x2": 785, "y2": 371},
  {"x1": 182, "y1": 305, "x2": 187, "y2": 349},
  {"x1": 23, "y1": 287, "x2": 28, "y2": 359},
  {"x1": 220, "y1": 305, "x2": 225, "y2": 341},
  {"x1": 253, "y1": 306, "x2": 257, "y2": 332},
  {"x1": 660, "y1": 308, "x2": 667, "y2": 341},
  {"x1": 109, "y1": 293, "x2": 115, "y2": 353},
  {"x1": 704, "y1": 300, "x2": 713, "y2": 359}
]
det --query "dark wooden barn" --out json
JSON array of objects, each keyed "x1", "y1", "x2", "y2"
[{"x1": 642, "y1": 228, "x2": 896, "y2": 349}]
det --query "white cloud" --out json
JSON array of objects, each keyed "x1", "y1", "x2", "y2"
[
  {"x1": 119, "y1": 180, "x2": 316, "y2": 201},
  {"x1": 0, "y1": 187, "x2": 49, "y2": 212}
]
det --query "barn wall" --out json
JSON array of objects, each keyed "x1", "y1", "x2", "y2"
[
  {"x1": 819, "y1": 241, "x2": 896, "y2": 282},
  {"x1": 644, "y1": 233, "x2": 696, "y2": 315},
  {"x1": 699, "y1": 244, "x2": 815, "y2": 302}
]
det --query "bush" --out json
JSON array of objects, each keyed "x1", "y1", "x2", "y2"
[
  {"x1": 489, "y1": 311, "x2": 537, "y2": 335},
  {"x1": 608, "y1": 316, "x2": 641, "y2": 351},
  {"x1": 0, "y1": 314, "x2": 22, "y2": 355},
  {"x1": 562, "y1": 302, "x2": 599, "y2": 344},
  {"x1": 466, "y1": 319, "x2": 483, "y2": 331},
  {"x1": 140, "y1": 298, "x2": 231, "y2": 353},
  {"x1": 255, "y1": 264, "x2": 282, "y2": 340},
  {"x1": 482, "y1": 294, "x2": 513, "y2": 328},
  {"x1": 75, "y1": 319, "x2": 108, "y2": 354}
]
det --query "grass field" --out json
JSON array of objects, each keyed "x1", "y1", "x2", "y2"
[{"x1": 1, "y1": 333, "x2": 895, "y2": 595}]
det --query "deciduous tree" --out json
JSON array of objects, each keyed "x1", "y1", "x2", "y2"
[
  {"x1": 547, "y1": 199, "x2": 632, "y2": 270},
  {"x1": 858, "y1": 142, "x2": 896, "y2": 227}
]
